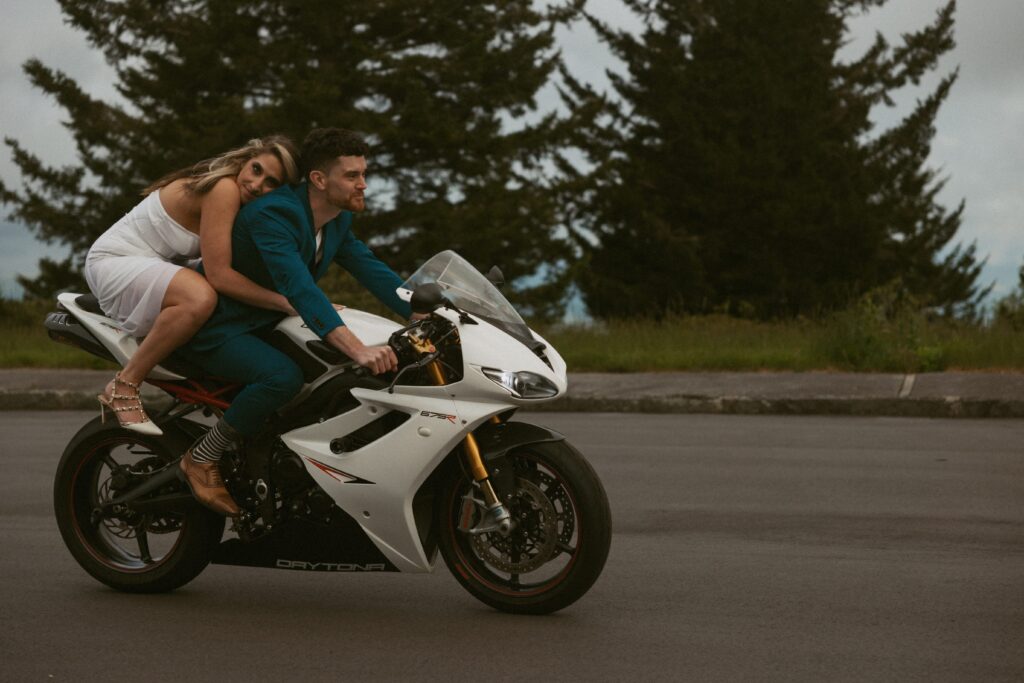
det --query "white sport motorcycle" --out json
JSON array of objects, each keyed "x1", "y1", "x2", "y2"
[{"x1": 47, "y1": 251, "x2": 611, "y2": 614}]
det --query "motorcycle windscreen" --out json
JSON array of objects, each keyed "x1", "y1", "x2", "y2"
[{"x1": 401, "y1": 250, "x2": 536, "y2": 347}]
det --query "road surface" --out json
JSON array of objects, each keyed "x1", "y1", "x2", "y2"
[{"x1": 1, "y1": 412, "x2": 1022, "y2": 681}]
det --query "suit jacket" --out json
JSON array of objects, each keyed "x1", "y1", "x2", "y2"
[{"x1": 186, "y1": 182, "x2": 411, "y2": 352}]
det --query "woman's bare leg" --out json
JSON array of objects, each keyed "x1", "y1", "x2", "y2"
[{"x1": 103, "y1": 269, "x2": 217, "y2": 425}]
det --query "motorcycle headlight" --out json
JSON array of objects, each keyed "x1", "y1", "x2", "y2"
[{"x1": 481, "y1": 368, "x2": 559, "y2": 399}]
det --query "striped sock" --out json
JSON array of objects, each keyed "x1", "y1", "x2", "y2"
[{"x1": 191, "y1": 419, "x2": 241, "y2": 464}]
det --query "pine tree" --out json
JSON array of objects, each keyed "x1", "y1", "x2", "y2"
[
  {"x1": 0, "y1": 0, "x2": 580, "y2": 317},
  {"x1": 561, "y1": 0, "x2": 985, "y2": 319}
]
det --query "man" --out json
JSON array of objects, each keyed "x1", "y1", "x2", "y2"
[{"x1": 175, "y1": 128, "x2": 412, "y2": 515}]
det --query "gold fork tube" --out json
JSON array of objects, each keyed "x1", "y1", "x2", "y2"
[{"x1": 427, "y1": 359, "x2": 497, "y2": 500}]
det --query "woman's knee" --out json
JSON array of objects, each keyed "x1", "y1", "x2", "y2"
[
  {"x1": 165, "y1": 270, "x2": 217, "y2": 323},
  {"x1": 191, "y1": 285, "x2": 218, "y2": 319}
]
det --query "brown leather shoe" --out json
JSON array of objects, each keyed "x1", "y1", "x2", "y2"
[{"x1": 179, "y1": 450, "x2": 241, "y2": 517}]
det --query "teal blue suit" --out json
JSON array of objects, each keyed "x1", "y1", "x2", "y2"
[{"x1": 178, "y1": 182, "x2": 412, "y2": 435}]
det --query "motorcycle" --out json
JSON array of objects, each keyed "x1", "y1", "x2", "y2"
[{"x1": 45, "y1": 251, "x2": 611, "y2": 614}]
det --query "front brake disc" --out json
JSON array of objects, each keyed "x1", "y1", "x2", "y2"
[{"x1": 470, "y1": 477, "x2": 558, "y2": 573}]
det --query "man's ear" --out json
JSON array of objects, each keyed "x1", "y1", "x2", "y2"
[{"x1": 308, "y1": 169, "x2": 326, "y2": 191}]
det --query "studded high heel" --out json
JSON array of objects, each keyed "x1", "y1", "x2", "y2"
[{"x1": 97, "y1": 372, "x2": 163, "y2": 436}]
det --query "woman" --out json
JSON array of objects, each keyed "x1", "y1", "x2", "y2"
[{"x1": 85, "y1": 136, "x2": 300, "y2": 435}]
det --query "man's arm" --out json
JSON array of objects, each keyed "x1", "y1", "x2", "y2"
[
  {"x1": 245, "y1": 207, "x2": 343, "y2": 338},
  {"x1": 246, "y1": 207, "x2": 399, "y2": 375},
  {"x1": 333, "y1": 228, "x2": 413, "y2": 319}
]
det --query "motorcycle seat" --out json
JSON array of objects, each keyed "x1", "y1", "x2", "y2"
[{"x1": 75, "y1": 293, "x2": 105, "y2": 315}]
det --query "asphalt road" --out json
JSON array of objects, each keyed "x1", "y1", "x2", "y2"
[{"x1": 2, "y1": 411, "x2": 1022, "y2": 682}]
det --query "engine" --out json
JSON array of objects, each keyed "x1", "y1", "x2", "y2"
[{"x1": 270, "y1": 446, "x2": 337, "y2": 522}]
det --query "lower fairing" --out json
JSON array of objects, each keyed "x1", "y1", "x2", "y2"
[{"x1": 212, "y1": 515, "x2": 400, "y2": 572}]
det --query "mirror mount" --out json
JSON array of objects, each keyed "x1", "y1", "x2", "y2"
[{"x1": 410, "y1": 282, "x2": 445, "y2": 314}]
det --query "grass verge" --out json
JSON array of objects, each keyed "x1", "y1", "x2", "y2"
[{"x1": 2, "y1": 299, "x2": 1021, "y2": 372}]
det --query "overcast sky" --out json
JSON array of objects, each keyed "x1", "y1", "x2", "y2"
[{"x1": 1, "y1": 0, "x2": 1021, "y2": 306}]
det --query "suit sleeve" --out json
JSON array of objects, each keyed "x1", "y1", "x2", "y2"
[
  {"x1": 243, "y1": 205, "x2": 342, "y2": 338},
  {"x1": 333, "y1": 229, "x2": 413, "y2": 319}
]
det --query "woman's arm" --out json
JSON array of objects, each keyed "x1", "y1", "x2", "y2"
[{"x1": 198, "y1": 178, "x2": 297, "y2": 315}]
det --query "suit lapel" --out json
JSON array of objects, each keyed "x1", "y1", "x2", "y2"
[
  {"x1": 296, "y1": 183, "x2": 321, "y2": 276},
  {"x1": 315, "y1": 223, "x2": 339, "y2": 281},
  {"x1": 296, "y1": 183, "x2": 350, "y2": 282}
]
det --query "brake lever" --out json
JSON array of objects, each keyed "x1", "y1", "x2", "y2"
[
  {"x1": 387, "y1": 352, "x2": 441, "y2": 394},
  {"x1": 386, "y1": 324, "x2": 459, "y2": 394}
]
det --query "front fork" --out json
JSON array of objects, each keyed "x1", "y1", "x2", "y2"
[{"x1": 425, "y1": 359, "x2": 511, "y2": 536}]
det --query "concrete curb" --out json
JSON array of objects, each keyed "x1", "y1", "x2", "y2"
[
  {"x1": 2, "y1": 368, "x2": 1021, "y2": 417},
  {"x1": 0, "y1": 390, "x2": 101, "y2": 411},
  {"x1": 2, "y1": 388, "x2": 1022, "y2": 418},
  {"x1": 527, "y1": 395, "x2": 1024, "y2": 418}
]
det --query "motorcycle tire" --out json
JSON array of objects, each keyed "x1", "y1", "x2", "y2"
[
  {"x1": 53, "y1": 417, "x2": 225, "y2": 593},
  {"x1": 437, "y1": 439, "x2": 611, "y2": 615}
]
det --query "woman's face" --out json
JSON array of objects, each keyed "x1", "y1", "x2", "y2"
[{"x1": 236, "y1": 152, "x2": 286, "y2": 204}]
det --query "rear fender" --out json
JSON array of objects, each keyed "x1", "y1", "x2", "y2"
[{"x1": 63, "y1": 413, "x2": 201, "y2": 463}]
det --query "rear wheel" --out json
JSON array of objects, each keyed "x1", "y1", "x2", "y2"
[
  {"x1": 53, "y1": 418, "x2": 224, "y2": 593},
  {"x1": 438, "y1": 440, "x2": 611, "y2": 614}
]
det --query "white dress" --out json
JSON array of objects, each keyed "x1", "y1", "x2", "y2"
[{"x1": 84, "y1": 191, "x2": 201, "y2": 337}]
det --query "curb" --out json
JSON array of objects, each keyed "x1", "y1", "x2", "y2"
[
  {"x1": 0, "y1": 391, "x2": 101, "y2": 411},
  {"x1": 527, "y1": 395, "x2": 1024, "y2": 418},
  {"x1": 3, "y1": 389, "x2": 1023, "y2": 418}
]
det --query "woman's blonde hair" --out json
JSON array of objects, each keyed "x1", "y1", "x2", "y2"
[{"x1": 143, "y1": 135, "x2": 300, "y2": 196}]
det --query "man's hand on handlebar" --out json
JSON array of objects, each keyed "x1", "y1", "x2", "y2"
[
  {"x1": 350, "y1": 344, "x2": 398, "y2": 375},
  {"x1": 324, "y1": 325, "x2": 398, "y2": 375}
]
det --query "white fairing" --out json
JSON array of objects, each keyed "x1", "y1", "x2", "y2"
[
  {"x1": 272, "y1": 307, "x2": 399, "y2": 352},
  {"x1": 56, "y1": 292, "x2": 185, "y2": 380},
  {"x1": 277, "y1": 304, "x2": 568, "y2": 572}
]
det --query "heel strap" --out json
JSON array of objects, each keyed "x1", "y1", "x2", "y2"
[
  {"x1": 113, "y1": 372, "x2": 140, "y2": 391},
  {"x1": 109, "y1": 393, "x2": 144, "y2": 402},
  {"x1": 111, "y1": 406, "x2": 150, "y2": 418}
]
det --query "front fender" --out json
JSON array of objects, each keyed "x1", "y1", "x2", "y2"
[
  {"x1": 473, "y1": 420, "x2": 566, "y2": 462},
  {"x1": 472, "y1": 420, "x2": 565, "y2": 500}
]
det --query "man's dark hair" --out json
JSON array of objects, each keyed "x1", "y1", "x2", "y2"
[{"x1": 300, "y1": 128, "x2": 370, "y2": 179}]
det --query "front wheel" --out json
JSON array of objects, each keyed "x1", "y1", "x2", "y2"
[
  {"x1": 53, "y1": 418, "x2": 225, "y2": 593},
  {"x1": 438, "y1": 440, "x2": 611, "y2": 614}
]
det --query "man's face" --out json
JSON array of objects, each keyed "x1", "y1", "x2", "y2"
[{"x1": 317, "y1": 156, "x2": 367, "y2": 212}]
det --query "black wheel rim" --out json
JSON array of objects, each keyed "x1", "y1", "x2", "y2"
[
  {"x1": 448, "y1": 450, "x2": 582, "y2": 597},
  {"x1": 69, "y1": 436, "x2": 185, "y2": 572}
]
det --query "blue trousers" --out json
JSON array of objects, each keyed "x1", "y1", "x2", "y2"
[{"x1": 176, "y1": 332, "x2": 304, "y2": 436}]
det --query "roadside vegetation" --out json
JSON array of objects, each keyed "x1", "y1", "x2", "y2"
[
  {"x1": 5, "y1": 289, "x2": 1021, "y2": 373},
  {"x1": 539, "y1": 313, "x2": 1023, "y2": 373}
]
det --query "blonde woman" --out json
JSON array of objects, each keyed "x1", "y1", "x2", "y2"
[{"x1": 85, "y1": 135, "x2": 300, "y2": 435}]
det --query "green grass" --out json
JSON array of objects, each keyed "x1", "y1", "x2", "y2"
[
  {"x1": 536, "y1": 314, "x2": 1024, "y2": 373},
  {"x1": 2, "y1": 299, "x2": 1022, "y2": 372},
  {"x1": 0, "y1": 300, "x2": 115, "y2": 369},
  {"x1": 539, "y1": 315, "x2": 820, "y2": 372}
]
